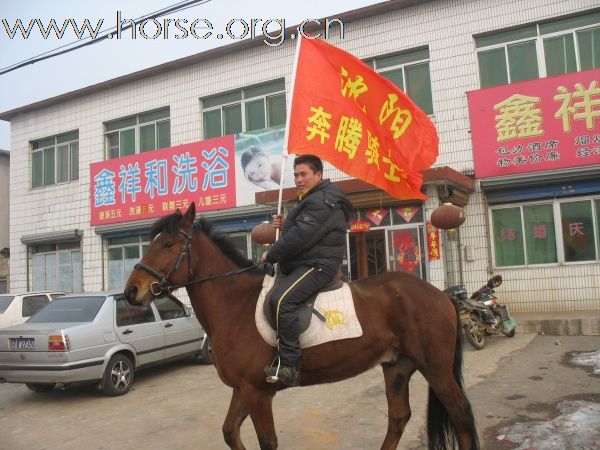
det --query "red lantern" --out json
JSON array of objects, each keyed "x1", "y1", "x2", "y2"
[
  {"x1": 251, "y1": 222, "x2": 277, "y2": 245},
  {"x1": 430, "y1": 203, "x2": 466, "y2": 229}
]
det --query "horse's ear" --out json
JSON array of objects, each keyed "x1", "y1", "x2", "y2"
[{"x1": 181, "y1": 202, "x2": 196, "y2": 227}]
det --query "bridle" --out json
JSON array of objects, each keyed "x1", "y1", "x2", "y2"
[{"x1": 134, "y1": 225, "x2": 261, "y2": 297}]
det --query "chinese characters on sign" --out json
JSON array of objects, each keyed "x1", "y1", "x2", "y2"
[
  {"x1": 467, "y1": 69, "x2": 600, "y2": 178},
  {"x1": 287, "y1": 37, "x2": 439, "y2": 200},
  {"x1": 426, "y1": 222, "x2": 441, "y2": 261},
  {"x1": 90, "y1": 136, "x2": 236, "y2": 225}
]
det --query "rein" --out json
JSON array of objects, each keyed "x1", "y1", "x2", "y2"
[{"x1": 134, "y1": 226, "x2": 262, "y2": 297}]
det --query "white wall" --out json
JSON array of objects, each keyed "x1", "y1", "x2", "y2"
[{"x1": 8, "y1": 0, "x2": 600, "y2": 311}]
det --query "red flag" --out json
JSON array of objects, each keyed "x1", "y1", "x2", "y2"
[{"x1": 285, "y1": 37, "x2": 439, "y2": 200}]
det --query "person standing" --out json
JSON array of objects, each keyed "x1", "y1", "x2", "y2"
[{"x1": 262, "y1": 154, "x2": 353, "y2": 386}]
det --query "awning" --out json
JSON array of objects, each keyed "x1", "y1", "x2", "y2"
[
  {"x1": 480, "y1": 165, "x2": 600, "y2": 204},
  {"x1": 20, "y1": 229, "x2": 83, "y2": 245}
]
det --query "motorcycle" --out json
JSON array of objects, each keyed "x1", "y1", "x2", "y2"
[{"x1": 443, "y1": 275, "x2": 517, "y2": 350}]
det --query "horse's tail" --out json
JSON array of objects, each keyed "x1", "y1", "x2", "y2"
[{"x1": 426, "y1": 302, "x2": 480, "y2": 449}]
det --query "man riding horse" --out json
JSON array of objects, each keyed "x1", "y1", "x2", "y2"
[{"x1": 262, "y1": 154, "x2": 353, "y2": 386}]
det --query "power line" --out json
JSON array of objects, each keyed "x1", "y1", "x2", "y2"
[{"x1": 0, "y1": 0, "x2": 213, "y2": 76}]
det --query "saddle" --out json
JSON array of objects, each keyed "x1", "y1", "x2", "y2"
[{"x1": 262, "y1": 277, "x2": 344, "y2": 333}]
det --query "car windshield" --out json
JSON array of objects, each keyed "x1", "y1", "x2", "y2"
[
  {"x1": 0, "y1": 295, "x2": 15, "y2": 313},
  {"x1": 27, "y1": 296, "x2": 106, "y2": 323}
]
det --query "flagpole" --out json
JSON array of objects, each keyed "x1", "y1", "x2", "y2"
[{"x1": 275, "y1": 32, "x2": 303, "y2": 240}]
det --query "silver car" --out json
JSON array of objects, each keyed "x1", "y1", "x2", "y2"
[{"x1": 0, "y1": 292, "x2": 211, "y2": 396}]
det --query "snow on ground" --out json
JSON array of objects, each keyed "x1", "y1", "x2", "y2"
[
  {"x1": 571, "y1": 350, "x2": 600, "y2": 375},
  {"x1": 497, "y1": 400, "x2": 600, "y2": 449}
]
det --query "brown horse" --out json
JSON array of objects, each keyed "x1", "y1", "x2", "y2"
[{"x1": 124, "y1": 203, "x2": 479, "y2": 450}]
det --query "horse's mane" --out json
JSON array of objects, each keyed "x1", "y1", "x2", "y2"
[{"x1": 150, "y1": 212, "x2": 261, "y2": 272}]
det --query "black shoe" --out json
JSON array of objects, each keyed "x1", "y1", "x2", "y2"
[{"x1": 264, "y1": 364, "x2": 300, "y2": 387}]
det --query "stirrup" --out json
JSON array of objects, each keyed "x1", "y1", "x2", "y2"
[{"x1": 265, "y1": 357, "x2": 281, "y2": 384}]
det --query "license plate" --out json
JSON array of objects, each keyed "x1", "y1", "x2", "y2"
[{"x1": 9, "y1": 337, "x2": 35, "y2": 351}]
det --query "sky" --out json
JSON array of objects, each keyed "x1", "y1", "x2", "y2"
[{"x1": 0, "y1": 0, "x2": 384, "y2": 150}]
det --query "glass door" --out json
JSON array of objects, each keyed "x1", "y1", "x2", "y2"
[{"x1": 387, "y1": 226, "x2": 427, "y2": 279}]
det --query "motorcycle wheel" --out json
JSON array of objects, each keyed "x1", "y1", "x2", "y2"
[
  {"x1": 464, "y1": 313, "x2": 486, "y2": 350},
  {"x1": 502, "y1": 328, "x2": 516, "y2": 337}
]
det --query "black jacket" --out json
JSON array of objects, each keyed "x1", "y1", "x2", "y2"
[{"x1": 266, "y1": 180, "x2": 353, "y2": 276}]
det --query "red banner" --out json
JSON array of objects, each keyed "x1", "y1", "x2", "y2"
[
  {"x1": 467, "y1": 69, "x2": 600, "y2": 179},
  {"x1": 90, "y1": 136, "x2": 236, "y2": 225},
  {"x1": 426, "y1": 221, "x2": 441, "y2": 261},
  {"x1": 286, "y1": 38, "x2": 439, "y2": 200},
  {"x1": 350, "y1": 221, "x2": 371, "y2": 233}
]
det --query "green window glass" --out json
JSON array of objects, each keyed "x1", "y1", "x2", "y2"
[
  {"x1": 203, "y1": 109, "x2": 222, "y2": 139},
  {"x1": 381, "y1": 68, "x2": 404, "y2": 90},
  {"x1": 492, "y1": 208, "x2": 525, "y2": 266},
  {"x1": 544, "y1": 34, "x2": 577, "y2": 76},
  {"x1": 157, "y1": 121, "x2": 170, "y2": 149},
  {"x1": 523, "y1": 204, "x2": 557, "y2": 264},
  {"x1": 560, "y1": 201, "x2": 596, "y2": 262},
  {"x1": 478, "y1": 48, "x2": 509, "y2": 88},
  {"x1": 120, "y1": 129, "x2": 135, "y2": 156},
  {"x1": 70, "y1": 142, "x2": 79, "y2": 181},
  {"x1": 139, "y1": 123, "x2": 156, "y2": 152},
  {"x1": 44, "y1": 147, "x2": 55, "y2": 186},
  {"x1": 32, "y1": 151, "x2": 43, "y2": 188},
  {"x1": 507, "y1": 41, "x2": 539, "y2": 82},
  {"x1": 577, "y1": 27, "x2": 600, "y2": 71},
  {"x1": 405, "y1": 62, "x2": 433, "y2": 114},
  {"x1": 57, "y1": 144, "x2": 69, "y2": 183},
  {"x1": 223, "y1": 104, "x2": 242, "y2": 135},
  {"x1": 245, "y1": 98, "x2": 266, "y2": 131},
  {"x1": 267, "y1": 94, "x2": 286, "y2": 127}
]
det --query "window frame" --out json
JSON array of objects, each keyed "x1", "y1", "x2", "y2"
[
  {"x1": 202, "y1": 80, "x2": 286, "y2": 139},
  {"x1": 489, "y1": 195, "x2": 600, "y2": 268},
  {"x1": 31, "y1": 131, "x2": 79, "y2": 189},
  {"x1": 104, "y1": 108, "x2": 170, "y2": 159},
  {"x1": 106, "y1": 235, "x2": 150, "y2": 290},
  {"x1": 476, "y1": 13, "x2": 600, "y2": 88},
  {"x1": 30, "y1": 242, "x2": 82, "y2": 292},
  {"x1": 369, "y1": 48, "x2": 434, "y2": 115}
]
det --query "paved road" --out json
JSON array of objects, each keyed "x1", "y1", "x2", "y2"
[{"x1": 1, "y1": 333, "x2": 598, "y2": 449}]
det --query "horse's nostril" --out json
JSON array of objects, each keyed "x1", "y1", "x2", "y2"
[{"x1": 125, "y1": 285, "x2": 138, "y2": 301}]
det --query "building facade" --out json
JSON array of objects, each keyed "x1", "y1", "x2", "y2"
[{"x1": 1, "y1": 0, "x2": 599, "y2": 311}]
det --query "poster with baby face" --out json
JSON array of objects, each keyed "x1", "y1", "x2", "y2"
[{"x1": 234, "y1": 126, "x2": 296, "y2": 206}]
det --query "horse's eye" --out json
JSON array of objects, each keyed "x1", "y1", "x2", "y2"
[{"x1": 164, "y1": 242, "x2": 175, "y2": 248}]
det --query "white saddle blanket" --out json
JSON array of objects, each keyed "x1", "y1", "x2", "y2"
[{"x1": 255, "y1": 275, "x2": 363, "y2": 348}]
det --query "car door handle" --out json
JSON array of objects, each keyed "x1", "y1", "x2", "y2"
[
  {"x1": 122, "y1": 329, "x2": 133, "y2": 335},
  {"x1": 164, "y1": 323, "x2": 173, "y2": 328}
]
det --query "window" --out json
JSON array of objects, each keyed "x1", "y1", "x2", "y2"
[
  {"x1": 154, "y1": 295, "x2": 187, "y2": 320},
  {"x1": 31, "y1": 242, "x2": 82, "y2": 292},
  {"x1": 227, "y1": 232, "x2": 264, "y2": 263},
  {"x1": 105, "y1": 108, "x2": 170, "y2": 159},
  {"x1": 476, "y1": 12, "x2": 600, "y2": 88},
  {"x1": 490, "y1": 196, "x2": 600, "y2": 267},
  {"x1": 29, "y1": 296, "x2": 105, "y2": 323},
  {"x1": 116, "y1": 296, "x2": 156, "y2": 326},
  {"x1": 368, "y1": 48, "x2": 434, "y2": 115},
  {"x1": 107, "y1": 235, "x2": 149, "y2": 290},
  {"x1": 202, "y1": 80, "x2": 286, "y2": 139},
  {"x1": 31, "y1": 131, "x2": 79, "y2": 188},
  {"x1": 22, "y1": 295, "x2": 50, "y2": 318}
]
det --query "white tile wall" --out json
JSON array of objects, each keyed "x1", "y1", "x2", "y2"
[{"x1": 8, "y1": 0, "x2": 600, "y2": 311}]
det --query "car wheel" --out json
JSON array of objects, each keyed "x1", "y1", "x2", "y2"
[
  {"x1": 193, "y1": 336, "x2": 213, "y2": 365},
  {"x1": 102, "y1": 354, "x2": 134, "y2": 396},
  {"x1": 25, "y1": 383, "x2": 56, "y2": 393}
]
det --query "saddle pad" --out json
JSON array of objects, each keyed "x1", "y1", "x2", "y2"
[{"x1": 255, "y1": 275, "x2": 363, "y2": 348}]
